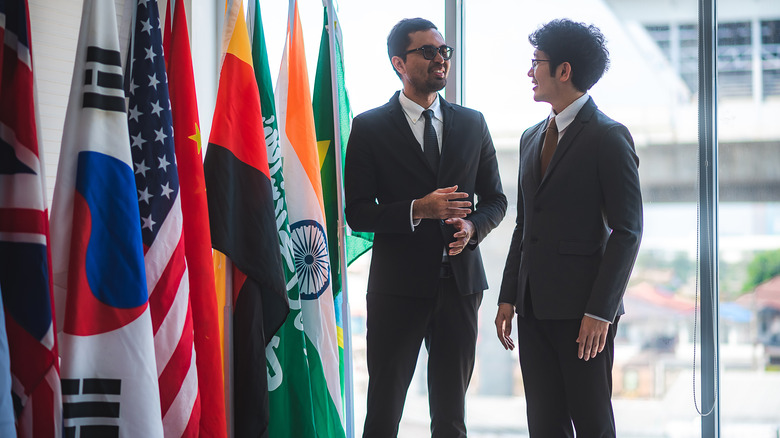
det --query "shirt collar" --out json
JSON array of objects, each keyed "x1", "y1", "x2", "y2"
[
  {"x1": 399, "y1": 91, "x2": 442, "y2": 124},
  {"x1": 548, "y1": 92, "x2": 589, "y2": 132}
]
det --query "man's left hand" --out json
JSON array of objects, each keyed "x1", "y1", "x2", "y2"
[
  {"x1": 576, "y1": 315, "x2": 610, "y2": 361},
  {"x1": 445, "y1": 217, "x2": 474, "y2": 256}
]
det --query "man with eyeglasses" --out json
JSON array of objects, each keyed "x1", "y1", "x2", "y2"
[
  {"x1": 495, "y1": 19, "x2": 642, "y2": 437},
  {"x1": 345, "y1": 17, "x2": 506, "y2": 438}
]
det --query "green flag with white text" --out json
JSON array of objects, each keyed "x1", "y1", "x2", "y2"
[{"x1": 248, "y1": 2, "x2": 316, "y2": 436}]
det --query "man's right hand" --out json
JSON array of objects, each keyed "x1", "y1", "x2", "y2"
[
  {"x1": 495, "y1": 303, "x2": 516, "y2": 351},
  {"x1": 412, "y1": 185, "x2": 471, "y2": 220}
]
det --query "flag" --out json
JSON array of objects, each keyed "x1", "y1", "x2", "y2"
[
  {"x1": 163, "y1": 0, "x2": 227, "y2": 436},
  {"x1": 203, "y1": 0, "x2": 288, "y2": 435},
  {"x1": 50, "y1": 0, "x2": 164, "y2": 436},
  {"x1": 0, "y1": 292, "x2": 15, "y2": 436},
  {"x1": 313, "y1": 6, "x2": 373, "y2": 277},
  {"x1": 276, "y1": 1, "x2": 345, "y2": 435},
  {"x1": 247, "y1": 1, "x2": 317, "y2": 436},
  {"x1": 126, "y1": 0, "x2": 200, "y2": 436},
  {"x1": 312, "y1": 6, "x2": 373, "y2": 423},
  {"x1": 0, "y1": 1, "x2": 62, "y2": 436}
]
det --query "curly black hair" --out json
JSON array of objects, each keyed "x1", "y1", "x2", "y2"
[{"x1": 529, "y1": 19, "x2": 610, "y2": 92}]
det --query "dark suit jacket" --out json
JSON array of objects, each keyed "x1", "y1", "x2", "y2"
[
  {"x1": 498, "y1": 97, "x2": 642, "y2": 323},
  {"x1": 345, "y1": 91, "x2": 507, "y2": 297}
]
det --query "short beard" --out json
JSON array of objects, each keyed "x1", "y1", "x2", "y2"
[
  {"x1": 426, "y1": 78, "x2": 447, "y2": 93},
  {"x1": 414, "y1": 77, "x2": 446, "y2": 95}
]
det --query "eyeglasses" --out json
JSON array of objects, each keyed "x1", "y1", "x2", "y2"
[
  {"x1": 404, "y1": 45, "x2": 454, "y2": 61},
  {"x1": 531, "y1": 58, "x2": 551, "y2": 68}
]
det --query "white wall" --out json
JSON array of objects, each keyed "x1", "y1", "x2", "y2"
[{"x1": 29, "y1": 0, "x2": 220, "y2": 208}]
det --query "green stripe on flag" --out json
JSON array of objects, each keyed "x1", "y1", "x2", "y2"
[
  {"x1": 250, "y1": 2, "x2": 317, "y2": 436},
  {"x1": 313, "y1": 6, "x2": 346, "y2": 413}
]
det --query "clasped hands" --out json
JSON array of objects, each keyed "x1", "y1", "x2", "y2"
[{"x1": 412, "y1": 185, "x2": 473, "y2": 256}]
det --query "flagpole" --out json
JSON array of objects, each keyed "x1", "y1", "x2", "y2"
[
  {"x1": 215, "y1": 2, "x2": 235, "y2": 435},
  {"x1": 325, "y1": 2, "x2": 355, "y2": 437},
  {"x1": 223, "y1": 256, "x2": 234, "y2": 438},
  {"x1": 288, "y1": 0, "x2": 295, "y2": 35}
]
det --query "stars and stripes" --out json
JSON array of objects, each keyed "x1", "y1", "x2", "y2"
[
  {"x1": 126, "y1": 0, "x2": 200, "y2": 436},
  {"x1": 163, "y1": 0, "x2": 227, "y2": 434}
]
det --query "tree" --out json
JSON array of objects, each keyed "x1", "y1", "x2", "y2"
[{"x1": 743, "y1": 249, "x2": 780, "y2": 292}]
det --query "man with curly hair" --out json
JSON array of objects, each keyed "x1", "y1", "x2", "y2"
[{"x1": 495, "y1": 19, "x2": 643, "y2": 437}]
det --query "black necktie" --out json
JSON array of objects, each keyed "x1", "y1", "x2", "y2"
[{"x1": 422, "y1": 109, "x2": 440, "y2": 173}]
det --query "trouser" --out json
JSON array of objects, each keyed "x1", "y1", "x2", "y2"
[
  {"x1": 362, "y1": 275, "x2": 482, "y2": 438},
  {"x1": 516, "y1": 293, "x2": 619, "y2": 438}
]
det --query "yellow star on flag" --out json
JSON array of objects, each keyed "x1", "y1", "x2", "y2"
[{"x1": 189, "y1": 123, "x2": 202, "y2": 154}]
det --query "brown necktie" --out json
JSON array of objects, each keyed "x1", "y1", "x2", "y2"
[{"x1": 540, "y1": 116, "x2": 558, "y2": 175}]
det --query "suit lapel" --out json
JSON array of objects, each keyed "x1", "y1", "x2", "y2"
[
  {"x1": 386, "y1": 92, "x2": 436, "y2": 175},
  {"x1": 539, "y1": 97, "x2": 597, "y2": 188},
  {"x1": 529, "y1": 122, "x2": 546, "y2": 187},
  {"x1": 439, "y1": 97, "x2": 455, "y2": 171}
]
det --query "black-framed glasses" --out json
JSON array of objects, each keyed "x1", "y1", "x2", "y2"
[
  {"x1": 404, "y1": 45, "x2": 454, "y2": 61},
  {"x1": 531, "y1": 58, "x2": 551, "y2": 68}
]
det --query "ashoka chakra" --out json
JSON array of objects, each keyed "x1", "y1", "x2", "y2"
[{"x1": 290, "y1": 219, "x2": 331, "y2": 300}]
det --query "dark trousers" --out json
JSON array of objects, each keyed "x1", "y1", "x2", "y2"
[
  {"x1": 516, "y1": 294, "x2": 619, "y2": 438},
  {"x1": 362, "y1": 275, "x2": 482, "y2": 438}
]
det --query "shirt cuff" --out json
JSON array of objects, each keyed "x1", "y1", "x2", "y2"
[
  {"x1": 585, "y1": 313, "x2": 611, "y2": 323},
  {"x1": 410, "y1": 200, "x2": 421, "y2": 231}
]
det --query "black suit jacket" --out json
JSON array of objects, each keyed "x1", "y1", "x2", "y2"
[
  {"x1": 499, "y1": 97, "x2": 642, "y2": 322},
  {"x1": 345, "y1": 92, "x2": 507, "y2": 297}
]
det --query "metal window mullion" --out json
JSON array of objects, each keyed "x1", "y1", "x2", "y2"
[
  {"x1": 444, "y1": 0, "x2": 464, "y2": 105},
  {"x1": 698, "y1": 0, "x2": 720, "y2": 436}
]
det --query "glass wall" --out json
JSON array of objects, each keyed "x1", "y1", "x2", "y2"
[
  {"x1": 460, "y1": 0, "x2": 778, "y2": 437},
  {"x1": 716, "y1": 2, "x2": 780, "y2": 437},
  {"x1": 465, "y1": 0, "x2": 707, "y2": 436},
  {"x1": 253, "y1": 0, "x2": 780, "y2": 435}
]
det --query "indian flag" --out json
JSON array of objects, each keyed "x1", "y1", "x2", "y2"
[
  {"x1": 247, "y1": 0, "x2": 317, "y2": 436},
  {"x1": 275, "y1": 0, "x2": 345, "y2": 436}
]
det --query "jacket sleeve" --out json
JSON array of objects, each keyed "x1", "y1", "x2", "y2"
[
  {"x1": 467, "y1": 112, "x2": 507, "y2": 246},
  {"x1": 586, "y1": 123, "x2": 643, "y2": 322},
  {"x1": 498, "y1": 132, "x2": 527, "y2": 306},
  {"x1": 344, "y1": 115, "x2": 415, "y2": 234}
]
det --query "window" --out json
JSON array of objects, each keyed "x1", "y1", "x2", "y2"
[
  {"x1": 718, "y1": 21, "x2": 753, "y2": 97},
  {"x1": 762, "y1": 19, "x2": 780, "y2": 97}
]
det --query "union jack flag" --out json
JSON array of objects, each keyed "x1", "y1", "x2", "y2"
[
  {"x1": 126, "y1": 0, "x2": 200, "y2": 435},
  {"x1": 0, "y1": 0, "x2": 62, "y2": 436}
]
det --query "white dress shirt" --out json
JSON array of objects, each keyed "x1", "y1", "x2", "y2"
[
  {"x1": 545, "y1": 92, "x2": 590, "y2": 144},
  {"x1": 398, "y1": 92, "x2": 443, "y2": 230}
]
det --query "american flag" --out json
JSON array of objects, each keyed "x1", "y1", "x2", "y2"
[
  {"x1": 0, "y1": 0, "x2": 62, "y2": 436},
  {"x1": 126, "y1": 0, "x2": 200, "y2": 435}
]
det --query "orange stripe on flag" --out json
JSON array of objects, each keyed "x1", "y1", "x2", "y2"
[
  {"x1": 225, "y1": 5, "x2": 253, "y2": 65},
  {"x1": 212, "y1": 250, "x2": 227, "y2": 371},
  {"x1": 285, "y1": 4, "x2": 325, "y2": 212}
]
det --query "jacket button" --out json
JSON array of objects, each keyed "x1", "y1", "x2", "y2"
[{"x1": 530, "y1": 236, "x2": 539, "y2": 243}]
